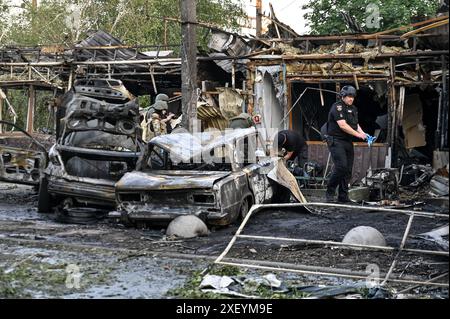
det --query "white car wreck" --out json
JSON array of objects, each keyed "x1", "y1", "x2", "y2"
[{"x1": 112, "y1": 127, "x2": 276, "y2": 226}]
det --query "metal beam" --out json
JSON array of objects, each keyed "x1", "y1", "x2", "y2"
[{"x1": 26, "y1": 85, "x2": 36, "y2": 133}]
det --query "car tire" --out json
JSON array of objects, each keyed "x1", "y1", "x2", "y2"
[
  {"x1": 55, "y1": 207, "x2": 106, "y2": 225},
  {"x1": 239, "y1": 196, "x2": 252, "y2": 219},
  {"x1": 37, "y1": 176, "x2": 52, "y2": 213}
]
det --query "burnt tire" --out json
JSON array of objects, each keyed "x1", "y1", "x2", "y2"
[
  {"x1": 239, "y1": 196, "x2": 252, "y2": 219},
  {"x1": 55, "y1": 207, "x2": 106, "y2": 225},
  {"x1": 37, "y1": 176, "x2": 52, "y2": 213}
]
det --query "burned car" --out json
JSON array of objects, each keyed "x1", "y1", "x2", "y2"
[
  {"x1": 112, "y1": 127, "x2": 275, "y2": 226},
  {"x1": 0, "y1": 121, "x2": 48, "y2": 186},
  {"x1": 38, "y1": 79, "x2": 144, "y2": 218}
]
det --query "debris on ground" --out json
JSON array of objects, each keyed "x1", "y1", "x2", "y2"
[
  {"x1": 415, "y1": 225, "x2": 449, "y2": 251},
  {"x1": 342, "y1": 226, "x2": 387, "y2": 247},
  {"x1": 197, "y1": 272, "x2": 394, "y2": 299},
  {"x1": 166, "y1": 215, "x2": 209, "y2": 239},
  {"x1": 430, "y1": 175, "x2": 449, "y2": 197}
]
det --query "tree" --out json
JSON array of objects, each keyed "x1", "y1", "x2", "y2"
[
  {"x1": 302, "y1": 0, "x2": 441, "y2": 35},
  {"x1": 0, "y1": 0, "x2": 10, "y2": 42},
  {"x1": 1, "y1": 0, "x2": 247, "y2": 47},
  {"x1": 6, "y1": 0, "x2": 70, "y2": 46}
]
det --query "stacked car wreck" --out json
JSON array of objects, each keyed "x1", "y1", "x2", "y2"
[{"x1": 38, "y1": 79, "x2": 144, "y2": 220}]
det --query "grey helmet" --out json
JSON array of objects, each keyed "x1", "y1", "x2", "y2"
[
  {"x1": 340, "y1": 85, "x2": 357, "y2": 98},
  {"x1": 155, "y1": 93, "x2": 169, "y2": 102},
  {"x1": 229, "y1": 113, "x2": 254, "y2": 129},
  {"x1": 153, "y1": 100, "x2": 169, "y2": 111}
]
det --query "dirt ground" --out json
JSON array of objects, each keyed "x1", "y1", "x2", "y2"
[{"x1": 0, "y1": 182, "x2": 448, "y2": 299}]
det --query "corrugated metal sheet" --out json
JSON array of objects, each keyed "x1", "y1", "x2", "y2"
[
  {"x1": 74, "y1": 30, "x2": 154, "y2": 72},
  {"x1": 197, "y1": 104, "x2": 229, "y2": 131},
  {"x1": 307, "y1": 142, "x2": 389, "y2": 183}
]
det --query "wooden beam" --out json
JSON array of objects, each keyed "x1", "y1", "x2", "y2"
[
  {"x1": 26, "y1": 85, "x2": 36, "y2": 133},
  {"x1": 0, "y1": 93, "x2": 3, "y2": 133},
  {"x1": 255, "y1": 0, "x2": 262, "y2": 37}
]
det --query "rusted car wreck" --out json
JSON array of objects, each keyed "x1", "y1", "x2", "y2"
[
  {"x1": 0, "y1": 122, "x2": 48, "y2": 186},
  {"x1": 38, "y1": 79, "x2": 144, "y2": 216},
  {"x1": 112, "y1": 127, "x2": 275, "y2": 226}
]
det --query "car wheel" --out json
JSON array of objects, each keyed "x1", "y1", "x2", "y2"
[
  {"x1": 37, "y1": 176, "x2": 52, "y2": 213},
  {"x1": 240, "y1": 196, "x2": 251, "y2": 219},
  {"x1": 55, "y1": 207, "x2": 106, "y2": 225}
]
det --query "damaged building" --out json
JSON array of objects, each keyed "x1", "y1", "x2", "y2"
[{"x1": 205, "y1": 15, "x2": 449, "y2": 186}]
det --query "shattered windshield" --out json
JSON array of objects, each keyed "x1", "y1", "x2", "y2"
[
  {"x1": 63, "y1": 131, "x2": 138, "y2": 152},
  {"x1": 150, "y1": 128, "x2": 256, "y2": 162},
  {"x1": 149, "y1": 144, "x2": 232, "y2": 171}
]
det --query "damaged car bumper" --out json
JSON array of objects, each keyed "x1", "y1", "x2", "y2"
[
  {"x1": 114, "y1": 170, "x2": 242, "y2": 225},
  {"x1": 47, "y1": 174, "x2": 116, "y2": 205}
]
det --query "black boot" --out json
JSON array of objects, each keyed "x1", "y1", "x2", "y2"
[
  {"x1": 325, "y1": 191, "x2": 336, "y2": 203},
  {"x1": 337, "y1": 195, "x2": 352, "y2": 203}
]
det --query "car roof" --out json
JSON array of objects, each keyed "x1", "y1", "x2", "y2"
[{"x1": 149, "y1": 127, "x2": 256, "y2": 162}]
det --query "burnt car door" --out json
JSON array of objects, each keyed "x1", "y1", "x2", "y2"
[{"x1": 235, "y1": 132, "x2": 274, "y2": 204}]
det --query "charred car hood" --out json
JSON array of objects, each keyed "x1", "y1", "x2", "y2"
[{"x1": 116, "y1": 170, "x2": 231, "y2": 191}]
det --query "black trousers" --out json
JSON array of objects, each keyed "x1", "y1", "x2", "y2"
[{"x1": 326, "y1": 137, "x2": 354, "y2": 199}]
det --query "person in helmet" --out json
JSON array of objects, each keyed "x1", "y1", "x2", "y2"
[
  {"x1": 141, "y1": 98, "x2": 175, "y2": 140},
  {"x1": 155, "y1": 93, "x2": 169, "y2": 102},
  {"x1": 324, "y1": 85, "x2": 368, "y2": 203},
  {"x1": 151, "y1": 100, "x2": 176, "y2": 134},
  {"x1": 141, "y1": 93, "x2": 174, "y2": 142},
  {"x1": 229, "y1": 113, "x2": 254, "y2": 129}
]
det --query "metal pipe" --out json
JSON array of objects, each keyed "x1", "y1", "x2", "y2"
[
  {"x1": 382, "y1": 212, "x2": 415, "y2": 286},
  {"x1": 236, "y1": 234, "x2": 449, "y2": 256},
  {"x1": 216, "y1": 261, "x2": 449, "y2": 288},
  {"x1": 279, "y1": 87, "x2": 339, "y2": 126},
  {"x1": 398, "y1": 272, "x2": 449, "y2": 294},
  {"x1": 246, "y1": 203, "x2": 448, "y2": 218}
]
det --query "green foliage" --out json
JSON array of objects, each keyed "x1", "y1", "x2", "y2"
[
  {"x1": 34, "y1": 91, "x2": 56, "y2": 132},
  {"x1": 2, "y1": 89, "x2": 29, "y2": 130},
  {"x1": 166, "y1": 269, "x2": 226, "y2": 299},
  {"x1": 302, "y1": 0, "x2": 440, "y2": 35},
  {"x1": 1, "y1": 0, "x2": 246, "y2": 47},
  {"x1": 0, "y1": 0, "x2": 10, "y2": 41},
  {"x1": 0, "y1": 90, "x2": 55, "y2": 132},
  {"x1": 0, "y1": 260, "x2": 68, "y2": 298},
  {"x1": 6, "y1": 0, "x2": 69, "y2": 46},
  {"x1": 167, "y1": 265, "x2": 242, "y2": 298}
]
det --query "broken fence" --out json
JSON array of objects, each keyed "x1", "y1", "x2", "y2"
[{"x1": 214, "y1": 203, "x2": 449, "y2": 288}]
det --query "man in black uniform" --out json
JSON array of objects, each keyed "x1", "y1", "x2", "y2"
[
  {"x1": 274, "y1": 130, "x2": 307, "y2": 165},
  {"x1": 325, "y1": 86, "x2": 367, "y2": 203},
  {"x1": 272, "y1": 130, "x2": 307, "y2": 203}
]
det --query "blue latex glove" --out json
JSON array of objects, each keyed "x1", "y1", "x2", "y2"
[{"x1": 365, "y1": 134, "x2": 376, "y2": 146}]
